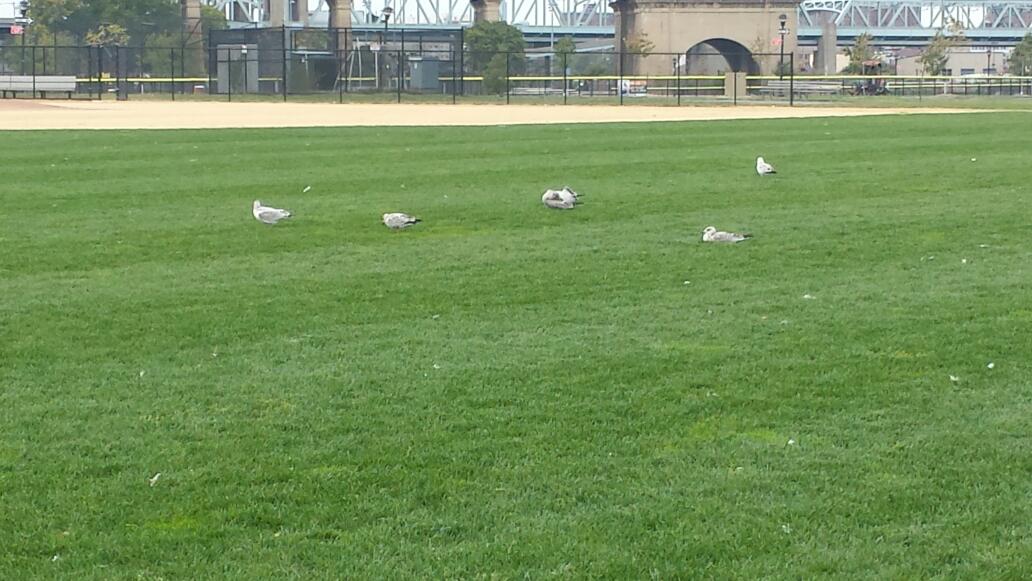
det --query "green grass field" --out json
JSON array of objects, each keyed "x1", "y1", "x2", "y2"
[{"x1": 2, "y1": 112, "x2": 1031, "y2": 578}]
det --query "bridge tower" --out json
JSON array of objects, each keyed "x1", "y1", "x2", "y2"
[{"x1": 610, "y1": 0, "x2": 800, "y2": 75}]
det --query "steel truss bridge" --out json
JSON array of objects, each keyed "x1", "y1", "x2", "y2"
[{"x1": 208, "y1": 0, "x2": 1032, "y2": 44}]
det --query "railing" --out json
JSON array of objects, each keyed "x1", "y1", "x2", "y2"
[{"x1": 2, "y1": 42, "x2": 1031, "y2": 104}]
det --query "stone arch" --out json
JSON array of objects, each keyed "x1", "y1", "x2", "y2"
[
  {"x1": 610, "y1": 0, "x2": 799, "y2": 76},
  {"x1": 685, "y1": 38, "x2": 761, "y2": 75}
]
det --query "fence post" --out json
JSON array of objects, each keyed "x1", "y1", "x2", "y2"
[
  {"x1": 87, "y1": 46, "x2": 94, "y2": 99},
  {"x1": 733, "y1": 69, "x2": 737, "y2": 106},
  {"x1": 563, "y1": 51, "x2": 568, "y2": 105},
  {"x1": 618, "y1": 50, "x2": 624, "y2": 105},
  {"x1": 676, "y1": 56, "x2": 681, "y2": 106},
  {"x1": 98, "y1": 46, "x2": 104, "y2": 100},
  {"x1": 397, "y1": 49, "x2": 403, "y2": 103},
  {"x1": 206, "y1": 29, "x2": 213, "y2": 96},
  {"x1": 789, "y1": 53, "x2": 794, "y2": 106},
  {"x1": 338, "y1": 47, "x2": 344, "y2": 103},
  {"x1": 170, "y1": 48, "x2": 176, "y2": 101},
  {"x1": 180, "y1": 44, "x2": 185, "y2": 97},
  {"x1": 31, "y1": 45, "x2": 36, "y2": 98},
  {"x1": 344, "y1": 47, "x2": 350, "y2": 94},
  {"x1": 459, "y1": 28, "x2": 465, "y2": 96},
  {"x1": 505, "y1": 51, "x2": 510, "y2": 104},
  {"x1": 452, "y1": 49, "x2": 457, "y2": 104},
  {"x1": 115, "y1": 45, "x2": 124, "y2": 101},
  {"x1": 227, "y1": 47, "x2": 232, "y2": 102},
  {"x1": 281, "y1": 26, "x2": 288, "y2": 102}
]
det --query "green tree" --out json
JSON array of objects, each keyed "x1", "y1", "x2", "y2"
[
  {"x1": 200, "y1": 5, "x2": 228, "y2": 40},
  {"x1": 464, "y1": 21, "x2": 526, "y2": 95},
  {"x1": 554, "y1": 36, "x2": 576, "y2": 59},
  {"x1": 843, "y1": 33, "x2": 874, "y2": 73},
  {"x1": 27, "y1": 0, "x2": 181, "y2": 45},
  {"x1": 85, "y1": 22, "x2": 129, "y2": 46},
  {"x1": 1008, "y1": 33, "x2": 1032, "y2": 76},
  {"x1": 141, "y1": 32, "x2": 178, "y2": 76},
  {"x1": 552, "y1": 36, "x2": 575, "y2": 75},
  {"x1": 920, "y1": 20, "x2": 965, "y2": 75}
]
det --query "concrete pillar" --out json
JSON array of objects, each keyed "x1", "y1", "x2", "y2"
[
  {"x1": 327, "y1": 0, "x2": 352, "y2": 29},
  {"x1": 294, "y1": 0, "x2": 310, "y2": 25},
  {"x1": 724, "y1": 71, "x2": 747, "y2": 98},
  {"x1": 609, "y1": 0, "x2": 628, "y2": 54},
  {"x1": 471, "y1": 0, "x2": 502, "y2": 23},
  {"x1": 815, "y1": 21, "x2": 837, "y2": 74},
  {"x1": 269, "y1": 0, "x2": 288, "y2": 26},
  {"x1": 181, "y1": 0, "x2": 202, "y2": 38},
  {"x1": 180, "y1": 0, "x2": 204, "y2": 75}
]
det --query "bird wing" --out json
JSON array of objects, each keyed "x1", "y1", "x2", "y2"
[
  {"x1": 709, "y1": 230, "x2": 742, "y2": 242},
  {"x1": 259, "y1": 208, "x2": 289, "y2": 221},
  {"x1": 544, "y1": 197, "x2": 572, "y2": 209}
]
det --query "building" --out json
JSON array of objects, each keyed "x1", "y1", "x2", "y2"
[{"x1": 894, "y1": 47, "x2": 1011, "y2": 76}]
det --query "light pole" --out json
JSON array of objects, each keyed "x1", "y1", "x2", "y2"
[
  {"x1": 778, "y1": 13, "x2": 788, "y2": 80},
  {"x1": 241, "y1": 44, "x2": 248, "y2": 94},
  {"x1": 18, "y1": 0, "x2": 28, "y2": 76},
  {"x1": 380, "y1": 6, "x2": 393, "y2": 90}
]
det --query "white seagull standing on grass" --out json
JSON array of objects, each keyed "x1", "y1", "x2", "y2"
[
  {"x1": 383, "y1": 212, "x2": 421, "y2": 230},
  {"x1": 252, "y1": 200, "x2": 292, "y2": 225},
  {"x1": 702, "y1": 226, "x2": 752, "y2": 243},
  {"x1": 756, "y1": 156, "x2": 776, "y2": 175}
]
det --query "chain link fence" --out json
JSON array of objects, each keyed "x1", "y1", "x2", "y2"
[{"x1": 3, "y1": 27, "x2": 1032, "y2": 104}]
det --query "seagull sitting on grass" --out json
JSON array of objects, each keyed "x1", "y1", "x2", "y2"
[
  {"x1": 560, "y1": 186, "x2": 582, "y2": 205},
  {"x1": 542, "y1": 188, "x2": 577, "y2": 210},
  {"x1": 702, "y1": 226, "x2": 752, "y2": 243},
  {"x1": 756, "y1": 156, "x2": 776, "y2": 176},
  {"x1": 252, "y1": 200, "x2": 292, "y2": 225},
  {"x1": 383, "y1": 212, "x2": 421, "y2": 230}
]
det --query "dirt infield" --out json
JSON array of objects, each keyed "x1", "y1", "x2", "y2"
[{"x1": 0, "y1": 99, "x2": 980, "y2": 130}]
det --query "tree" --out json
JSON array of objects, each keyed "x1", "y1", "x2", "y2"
[
  {"x1": 465, "y1": 21, "x2": 526, "y2": 95},
  {"x1": 552, "y1": 36, "x2": 575, "y2": 75},
  {"x1": 26, "y1": 0, "x2": 181, "y2": 45},
  {"x1": 141, "y1": 32, "x2": 177, "y2": 76},
  {"x1": 920, "y1": 20, "x2": 966, "y2": 76},
  {"x1": 200, "y1": 5, "x2": 228, "y2": 37},
  {"x1": 624, "y1": 33, "x2": 654, "y2": 57},
  {"x1": 1007, "y1": 33, "x2": 1032, "y2": 75},
  {"x1": 843, "y1": 33, "x2": 874, "y2": 74},
  {"x1": 554, "y1": 36, "x2": 576, "y2": 58},
  {"x1": 85, "y1": 22, "x2": 129, "y2": 46}
]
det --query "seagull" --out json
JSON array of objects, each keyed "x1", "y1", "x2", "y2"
[
  {"x1": 542, "y1": 189, "x2": 575, "y2": 210},
  {"x1": 252, "y1": 200, "x2": 292, "y2": 225},
  {"x1": 756, "y1": 156, "x2": 776, "y2": 175},
  {"x1": 560, "y1": 186, "x2": 583, "y2": 205},
  {"x1": 702, "y1": 226, "x2": 752, "y2": 243},
  {"x1": 383, "y1": 212, "x2": 421, "y2": 230}
]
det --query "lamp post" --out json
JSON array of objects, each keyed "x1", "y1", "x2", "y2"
[
  {"x1": 379, "y1": 6, "x2": 393, "y2": 90},
  {"x1": 778, "y1": 13, "x2": 788, "y2": 80},
  {"x1": 241, "y1": 44, "x2": 248, "y2": 94},
  {"x1": 18, "y1": 1, "x2": 28, "y2": 76}
]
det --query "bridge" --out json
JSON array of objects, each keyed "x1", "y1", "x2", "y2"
[{"x1": 209, "y1": 0, "x2": 1032, "y2": 44}]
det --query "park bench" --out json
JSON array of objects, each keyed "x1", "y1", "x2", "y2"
[
  {"x1": 0, "y1": 75, "x2": 78, "y2": 99},
  {"x1": 758, "y1": 79, "x2": 842, "y2": 98}
]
